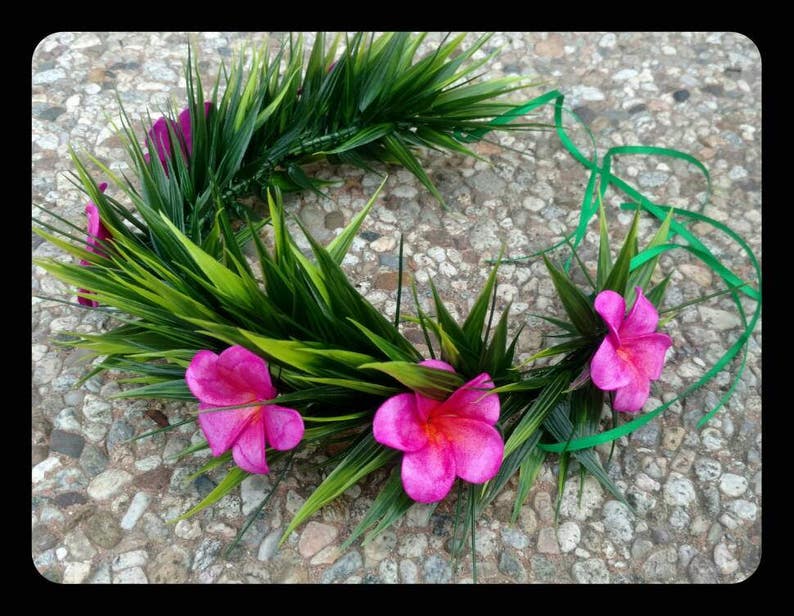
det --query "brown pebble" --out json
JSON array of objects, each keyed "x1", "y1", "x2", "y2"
[
  {"x1": 32, "y1": 445, "x2": 49, "y2": 466},
  {"x1": 699, "y1": 147, "x2": 716, "y2": 160},
  {"x1": 534, "y1": 34, "x2": 565, "y2": 58},
  {"x1": 145, "y1": 407, "x2": 170, "y2": 428},
  {"x1": 134, "y1": 466, "x2": 171, "y2": 492},
  {"x1": 374, "y1": 271, "x2": 411, "y2": 291},
  {"x1": 87, "y1": 68, "x2": 107, "y2": 83},
  {"x1": 474, "y1": 142, "x2": 503, "y2": 156},
  {"x1": 325, "y1": 211, "x2": 345, "y2": 230}
]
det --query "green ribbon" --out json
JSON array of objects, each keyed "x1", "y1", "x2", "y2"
[{"x1": 457, "y1": 90, "x2": 761, "y2": 452}]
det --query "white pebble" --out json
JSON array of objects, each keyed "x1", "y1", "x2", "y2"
[
  {"x1": 664, "y1": 473, "x2": 696, "y2": 507},
  {"x1": 599, "y1": 33, "x2": 617, "y2": 48},
  {"x1": 613, "y1": 69, "x2": 638, "y2": 81},
  {"x1": 63, "y1": 561, "x2": 92, "y2": 584},
  {"x1": 87, "y1": 469, "x2": 133, "y2": 500},
  {"x1": 120, "y1": 492, "x2": 151, "y2": 530},
  {"x1": 112, "y1": 550, "x2": 148, "y2": 571},
  {"x1": 113, "y1": 567, "x2": 148, "y2": 584},
  {"x1": 719, "y1": 473, "x2": 748, "y2": 497},
  {"x1": 714, "y1": 542, "x2": 739, "y2": 575},
  {"x1": 557, "y1": 521, "x2": 581, "y2": 552},
  {"x1": 371, "y1": 236, "x2": 397, "y2": 253},
  {"x1": 32, "y1": 458, "x2": 62, "y2": 484}
]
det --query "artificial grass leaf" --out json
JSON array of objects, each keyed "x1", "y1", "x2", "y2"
[
  {"x1": 602, "y1": 209, "x2": 640, "y2": 295},
  {"x1": 341, "y1": 468, "x2": 413, "y2": 549},
  {"x1": 462, "y1": 262, "x2": 500, "y2": 353},
  {"x1": 172, "y1": 466, "x2": 248, "y2": 522},
  {"x1": 543, "y1": 399, "x2": 631, "y2": 510},
  {"x1": 626, "y1": 207, "x2": 673, "y2": 306},
  {"x1": 382, "y1": 133, "x2": 445, "y2": 207},
  {"x1": 327, "y1": 175, "x2": 387, "y2": 265},
  {"x1": 503, "y1": 370, "x2": 570, "y2": 457},
  {"x1": 542, "y1": 255, "x2": 600, "y2": 336},
  {"x1": 280, "y1": 433, "x2": 397, "y2": 544},
  {"x1": 596, "y1": 200, "x2": 612, "y2": 290},
  {"x1": 512, "y1": 446, "x2": 546, "y2": 522},
  {"x1": 360, "y1": 361, "x2": 464, "y2": 400}
]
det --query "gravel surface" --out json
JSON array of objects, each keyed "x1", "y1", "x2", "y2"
[{"x1": 32, "y1": 32, "x2": 761, "y2": 584}]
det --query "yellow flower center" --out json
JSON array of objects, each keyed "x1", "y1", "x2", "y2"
[
  {"x1": 423, "y1": 420, "x2": 444, "y2": 445},
  {"x1": 616, "y1": 346, "x2": 631, "y2": 363}
]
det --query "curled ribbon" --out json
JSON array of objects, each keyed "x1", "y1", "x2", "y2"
[{"x1": 456, "y1": 89, "x2": 761, "y2": 452}]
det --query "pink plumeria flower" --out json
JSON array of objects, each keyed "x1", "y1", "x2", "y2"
[
  {"x1": 185, "y1": 345, "x2": 304, "y2": 475},
  {"x1": 373, "y1": 359, "x2": 504, "y2": 503},
  {"x1": 144, "y1": 101, "x2": 212, "y2": 170},
  {"x1": 590, "y1": 287, "x2": 673, "y2": 412},
  {"x1": 77, "y1": 182, "x2": 110, "y2": 308}
]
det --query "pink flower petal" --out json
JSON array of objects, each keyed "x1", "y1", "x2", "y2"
[
  {"x1": 401, "y1": 442, "x2": 456, "y2": 503},
  {"x1": 197, "y1": 403, "x2": 256, "y2": 456},
  {"x1": 232, "y1": 418, "x2": 269, "y2": 474},
  {"x1": 185, "y1": 347, "x2": 275, "y2": 407},
  {"x1": 263, "y1": 404, "x2": 304, "y2": 450},
  {"x1": 177, "y1": 108, "x2": 192, "y2": 153},
  {"x1": 186, "y1": 350, "x2": 253, "y2": 407},
  {"x1": 626, "y1": 333, "x2": 672, "y2": 380},
  {"x1": 414, "y1": 392, "x2": 442, "y2": 423},
  {"x1": 590, "y1": 336, "x2": 633, "y2": 391},
  {"x1": 611, "y1": 368, "x2": 651, "y2": 413},
  {"x1": 85, "y1": 204, "x2": 112, "y2": 252},
  {"x1": 437, "y1": 417, "x2": 503, "y2": 484},
  {"x1": 419, "y1": 359, "x2": 456, "y2": 373},
  {"x1": 416, "y1": 359, "x2": 459, "y2": 420},
  {"x1": 85, "y1": 203, "x2": 100, "y2": 237},
  {"x1": 148, "y1": 116, "x2": 173, "y2": 166},
  {"x1": 437, "y1": 373, "x2": 499, "y2": 425},
  {"x1": 178, "y1": 101, "x2": 212, "y2": 155},
  {"x1": 594, "y1": 290, "x2": 626, "y2": 340},
  {"x1": 216, "y1": 346, "x2": 275, "y2": 400},
  {"x1": 84, "y1": 183, "x2": 111, "y2": 255},
  {"x1": 77, "y1": 290, "x2": 98, "y2": 308},
  {"x1": 373, "y1": 393, "x2": 428, "y2": 452},
  {"x1": 621, "y1": 287, "x2": 659, "y2": 339}
]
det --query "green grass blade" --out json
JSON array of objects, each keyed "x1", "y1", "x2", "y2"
[
  {"x1": 340, "y1": 468, "x2": 412, "y2": 549},
  {"x1": 602, "y1": 209, "x2": 640, "y2": 295},
  {"x1": 280, "y1": 433, "x2": 397, "y2": 544},
  {"x1": 596, "y1": 200, "x2": 612, "y2": 290},
  {"x1": 504, "y1": 370, "x2": 570, "y2": 457},
  {"x1": 172, "y1": 466, "x2": 248, "y2": 522},
  {"x1": 543, "y1": 255, "x2": 600, "y2": 336},
  {"x1": 511, "y1": 447, "x2": 546, "y2": 522},
  {"x1": 327, "y1": 175, "x2": 387, "y2": 264},
  {"x1": 360, "y1": 361, "x2": 464, "y2": 400}
]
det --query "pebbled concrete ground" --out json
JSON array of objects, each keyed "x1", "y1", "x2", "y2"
[{"x1": 32, "y1": 32, "x2": 761, "y2": 584}]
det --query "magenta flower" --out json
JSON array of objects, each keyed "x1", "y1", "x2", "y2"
[
  {"x1": 77, "y1": 182, "x2": 110, "y2": 308},
  {"x1": 372, "y1": 359, "x2": 503, "y2": 503},
  {"x1": 185, "y1": 345, "x2": 304, "y2": 475},
  {"x1": 145, "y1": 101, "x2": 211, "y2": 169},
  {"x1": 590, "y1": 287, "x2": 673, "y2": 412}
]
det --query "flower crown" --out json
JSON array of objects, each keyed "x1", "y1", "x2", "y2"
[{"x1": 33, "y1": 32, "x2": 760, "y2": 583}]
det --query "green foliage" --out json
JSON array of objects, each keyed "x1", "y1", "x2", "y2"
[
  {"x1": 280, "y1": 433, "x2": 397, "y2": 544},
  {"x1": 543, "y1": 254, "x2": 600, "y2": 336},
  {"x1": 34, "y1": 31, "x2": 749, "y2": 569},
  {"x1": 37, "y1": 166, "x2": 674, "y2": 553},
  {"x1": 172, "y1": 466, "x2": 248, "y2": 522},
  {"x1": 223, "y1": 32, "x2": 541, "y2": 207}
]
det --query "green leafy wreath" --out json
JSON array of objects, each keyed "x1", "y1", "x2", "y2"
[{"x1": 33, "y1": 32, "x2": 760, "y2": 576}]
